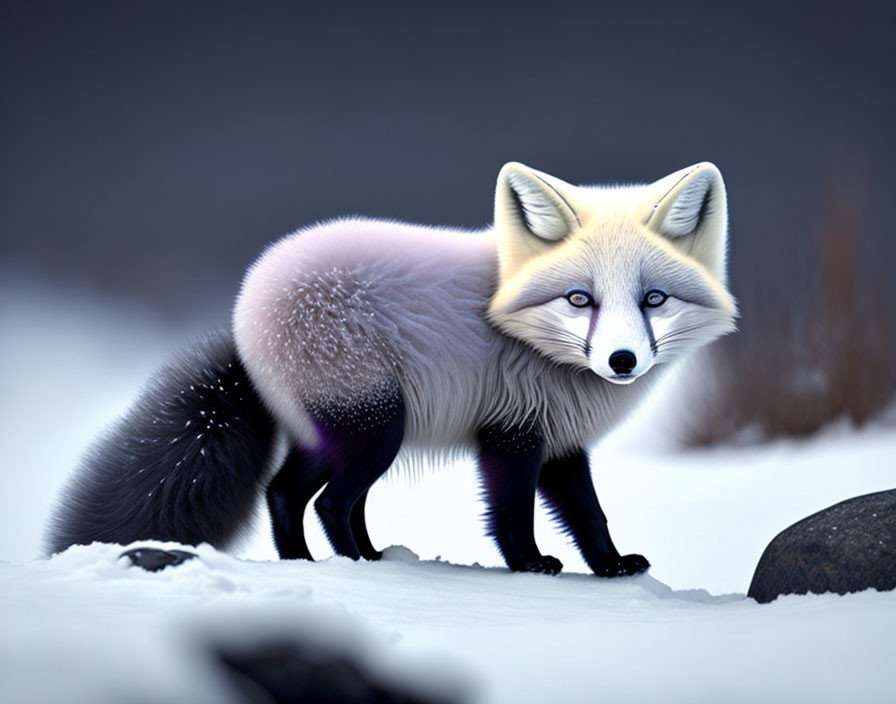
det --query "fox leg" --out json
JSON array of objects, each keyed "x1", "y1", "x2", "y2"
[
  {"x1": 267, "y1": 448, "x2": 331, "y2": 560},
  {"x1": 268, "y1": 455, "x2": 380, "y2": 561},
  {"x1": 349, "y1": 490, "x2": 381, "y2": 561},
  {"x1": 312, "y1": 389, "x2": 405, "y2": 560},
  {"x1": 476, "y1": 423, "x2": 562, "y2": 575},
  {"x1": 538, "y1": 449, "x2": 649, "y2": 577}
]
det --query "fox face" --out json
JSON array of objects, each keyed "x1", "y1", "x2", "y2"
[{"x1": 488, "y1": 162, "x2": 737, "y2": 383}]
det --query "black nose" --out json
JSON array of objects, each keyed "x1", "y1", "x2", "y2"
[{"x1": 608, "y1": 350, "x2": 637, "y2": 375}]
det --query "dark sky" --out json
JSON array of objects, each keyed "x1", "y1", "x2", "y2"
[{"x1": 2, "y1": 1, "x2": 894, "y2": 324}]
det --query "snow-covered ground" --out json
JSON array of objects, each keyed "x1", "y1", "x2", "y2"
[
  {"x1": 4, "y1": 542, "x2": 895, "y2": 704},
  {"x1": 2, "y1": 283, "x2": 895, "y2": 703}
]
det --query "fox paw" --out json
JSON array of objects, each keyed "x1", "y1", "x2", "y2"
[
  {"x1": 517, "y1": 555, "x2": 563, "y2": 575},
  {"x1": 593, "y1": 554, "x2": 650, "y2": 577}
]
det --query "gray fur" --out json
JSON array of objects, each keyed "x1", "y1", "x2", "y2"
[
  {"x1": 47, "y1": 162, "x2": 736, "y2": 560},
  {"x1": 233, "y1": 216, "x2": 730, "y2": 460}
]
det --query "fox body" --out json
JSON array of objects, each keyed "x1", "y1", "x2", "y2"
[{"x1": 49, "y1": 162, "x2": 736, "y2": 576}]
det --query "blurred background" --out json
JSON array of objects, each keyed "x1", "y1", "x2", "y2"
[{"x1": 2, "y1": 1, "x2": 895, "y2": 561}]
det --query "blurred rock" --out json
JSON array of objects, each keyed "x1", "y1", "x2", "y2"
[
  {"x1": 120, "y1": 547, "x2": 197, "y2": 572},
  {"x1": 215, "y1": 640, "x2": 459, "y2": 704},
  {"x1": 748, "y1": 489, "x2": 896, "y2": 603}
]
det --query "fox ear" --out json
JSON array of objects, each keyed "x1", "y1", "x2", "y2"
[
  {"x1": 494, "y1": 162, "x2": 581, "y2": 280},
  {"x1": 644, "y1": 162, "x2": 728, "y2": 282},
  {"x1": 496, "y1": 162, "x2": 580, "y2": 243}
]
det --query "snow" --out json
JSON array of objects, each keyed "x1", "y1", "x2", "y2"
[
  {"x1": 1, "y1": 283, "x2": 895, "y2": 702},
  {"x1": 2, "y1": 543, "x2": 895, "y2": 703}
]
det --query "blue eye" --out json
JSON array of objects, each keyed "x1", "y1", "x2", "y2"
[
  {"x1": 643, "y1": 289, "x2": 668, "y2": 308},
  {"x1": 565, "y1": 289, "x2": 593, "y2": 308}
]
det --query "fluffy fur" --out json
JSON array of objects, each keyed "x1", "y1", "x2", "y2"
[
  {"x1": 47, "y1": 329, "x2": 278, "y2": 555},
  {"x1": 49, "y1": 161, "x2": 737, "y2": 576},
  {"x1": 233, "y1": 162, "x2": 736, "y2": 457}
]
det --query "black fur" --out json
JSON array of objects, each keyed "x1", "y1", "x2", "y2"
[
  {"x1": 348, "y1": 490, "x2": 379, "y2": 561},
  {"x1": 311, "y1": 388, "x2": 404, "y2": 560},
  {"x1": 538, "y1": 450, "x2": 649, "y2": 577},
  {"x1": 267, "y1": 447, "x2": 332, "y2": 560},
  {"x1": 476, "y1": 422, "x2": 562, "y2": 575},
  {"x1": 266, "y1": 388, "x2": 404, "y2": 562},
  {"x1": 46, "y1": 328, "x2": 277, "y2": 555}
]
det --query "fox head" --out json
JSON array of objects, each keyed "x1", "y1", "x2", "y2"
[{"x1": 487, "y1": 161, "x2": 738, "y2": 384}]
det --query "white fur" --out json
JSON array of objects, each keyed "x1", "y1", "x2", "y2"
[
  {"x1": 660, "y1": 171, "x2": 713, "y2": 236},
  {"x1": 506, "y1": 169, "x2": 576, "y2": 241},
  {"x1": 233, "y1": 162, "x2": 737, "y2": 460},
  {"x1": 642, "y1": 162, "x2": 730, "y2": 284}
]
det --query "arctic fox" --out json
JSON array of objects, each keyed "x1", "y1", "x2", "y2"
[{"x1": 48, "y1": 161, "x2": 737, "y2": 576}]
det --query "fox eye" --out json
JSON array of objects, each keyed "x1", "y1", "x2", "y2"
[
  {"x1": 643, "y1": 289, "x2": 668, "y2": 308},
  {"x1": 565, "y1": 289, "x2": 593, "y2": 308}
]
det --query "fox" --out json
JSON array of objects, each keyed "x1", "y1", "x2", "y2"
[{"x1": 47, "y1": 161, "x2": 737, "y2": 576}]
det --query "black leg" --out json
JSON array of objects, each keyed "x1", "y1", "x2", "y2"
[
  {"x1": 350, "y1": 490, "x2": 382, "y2": 561},
  {"x1": 538, "y1": 449, "x2": 649, "y2": 577},
  {"x1": 476, "y1": 422, "x2": 562, "y2": 575},
  {"x1": 312, "y1": 388, "x2": 405, "y2": 560},
  {"x1": 267, "y1": 448, "x2": 331, "y2": 560}
]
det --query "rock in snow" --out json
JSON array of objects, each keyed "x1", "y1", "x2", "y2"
[
  {"x1": 748, "y1": 489, "x2": 896, "y2": 603},
  {"x1": 121, "y1": 547, "x2": 198, "y2": 572}
]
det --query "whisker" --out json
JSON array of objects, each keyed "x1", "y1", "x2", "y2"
[
  {"x1": 652, "y1": 322, "x2": 715, "y2": 345},
  {"x1": 513, "y1": 321, "x2": 586, "y2": 348}
]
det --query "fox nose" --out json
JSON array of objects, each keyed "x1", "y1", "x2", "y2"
[{"x1": 608, "y1": 350, "x2": 637, "y2": 375}]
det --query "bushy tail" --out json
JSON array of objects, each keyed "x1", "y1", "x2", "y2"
[{"x1": 46, "y1": 328, "x2": 279, "y2": 555}]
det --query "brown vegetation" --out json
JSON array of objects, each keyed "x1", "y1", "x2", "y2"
[{"x1": 682, "y1": 176, "x2": 896, "y2": 445}]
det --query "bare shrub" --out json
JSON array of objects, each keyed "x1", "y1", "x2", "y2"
[{"x1": 681, "y1": 174, "x2": 896, "y2": 446}]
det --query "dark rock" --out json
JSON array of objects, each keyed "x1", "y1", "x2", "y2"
[
  {"x1": 748, "y1": 489, "x2": 896, "y2": 603},
  {"x1": 120, "y1": 547, "x2": 197, "y2": 572},
  {"x1": 215, "y1": 640, "x2": 459, "y2": 704}
]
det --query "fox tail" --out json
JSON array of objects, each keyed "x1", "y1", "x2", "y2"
[{"x1": 46, "y1": 328, "x2": 279, "y2": 555}]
